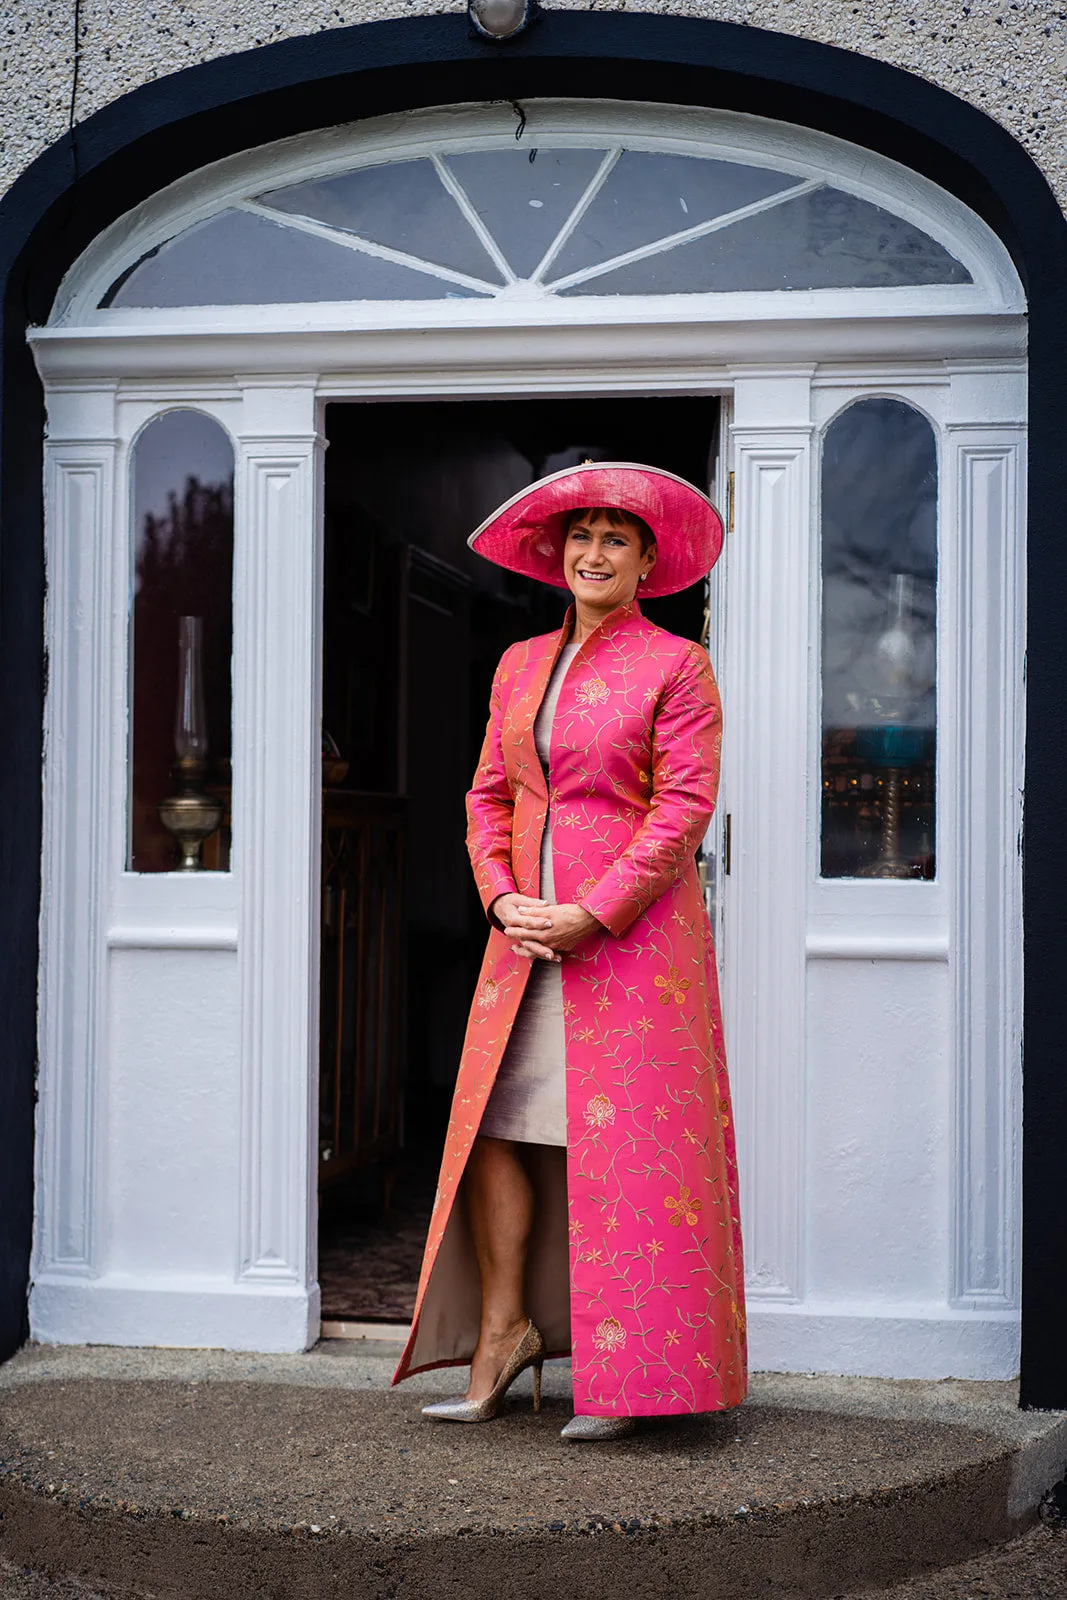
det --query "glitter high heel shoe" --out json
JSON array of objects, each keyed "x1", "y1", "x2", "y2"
[
  {"x1": 421, "y1": 1320, "x2": 546, "y2": 1423},
  {"x1": 560, "y1": 1414, "x2": 636, "y2": 1442}
]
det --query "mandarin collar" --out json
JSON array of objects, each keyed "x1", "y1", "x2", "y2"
[{"x1": 557, "y1": 598, "x2": 643, "y2": 653}]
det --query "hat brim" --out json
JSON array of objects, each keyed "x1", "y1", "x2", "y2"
[{"x1": 467, "y1": 462, "x2": 724, "y2": 598}]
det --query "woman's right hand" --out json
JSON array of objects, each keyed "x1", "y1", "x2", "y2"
[{"x1": 490, "y1": 892, "x2": 556, "y2": 962}]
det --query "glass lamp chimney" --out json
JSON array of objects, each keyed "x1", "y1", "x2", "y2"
[{"x1": 174, "y1": 614, "x2": 208, "y2": 762}]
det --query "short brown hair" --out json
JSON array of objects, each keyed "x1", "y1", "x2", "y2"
[{"x1": 565, "y1": 505, "x2": 657, "y2": 554}]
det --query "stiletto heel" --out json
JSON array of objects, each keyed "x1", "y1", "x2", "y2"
[{"x1": 421, "y1": 1320, "x2": 546, "y2": 1423}]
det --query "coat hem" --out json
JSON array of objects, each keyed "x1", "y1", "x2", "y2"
[{"x1": 392, "y1": 1346, "x2": 574, "y2": 1386}]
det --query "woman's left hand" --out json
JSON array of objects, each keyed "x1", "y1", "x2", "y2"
[{"x1": 502, "y1": 902, "x2": 602, "y2": 962}]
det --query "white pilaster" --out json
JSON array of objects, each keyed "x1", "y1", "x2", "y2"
[
  {"x1": 947, "y1": 403, "x2": 1026, "y2": 1308},
  {"x1": 35, "y1": 387, "x2": 119, "y2": 1283},
  {"x1": 232, "y1": 383, "x2": 324, "y2": 1324},
  {"x1": 725, "y1": 372, "x2": 814, "y2": 1301}
]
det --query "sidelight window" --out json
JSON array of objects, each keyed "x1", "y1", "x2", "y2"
[
  {"x1": 128, "y1": 409, "x2": 234, "y2": 872},
  {"x1": 820, "y1": 398, "x2": 938, "y2": 880}
]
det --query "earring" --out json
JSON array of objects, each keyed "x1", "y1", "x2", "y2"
[{"x1": 639, "y1": 574, "x2": 647, "y2": 583}]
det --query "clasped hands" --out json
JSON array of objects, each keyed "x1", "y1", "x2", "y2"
[{"x1": 490, "y1": 892, "x2": 601, "y2": 962}]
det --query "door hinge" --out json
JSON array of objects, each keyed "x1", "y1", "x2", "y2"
[
  {"x1": 723, "y1": 813, "x2": 732, "y2": 876},
  {"x1": 727, "y1": 471, "x2": 735, "y2": 534}
]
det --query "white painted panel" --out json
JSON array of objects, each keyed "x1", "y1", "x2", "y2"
[
  {"x1": 950, "y1": 431, "x2": 1025, "y2": 1307},
  {"x1": 232, "y1": 391, "x2": 323, "y2": 1292},
  {"x1": 107, "y1": 950, "x2": 239, "y2": 1278},
  {"x1": 748, "y1": 1303, "x2": 1018, "y2": 1380},
  {"x1": 36, "y1": 428, "x2": 117, "y2": 1279},
  {"x1": 806, "y1": 958, "x2": 950, "y2": 1304},
  {"x1": 724, "y1": 378, "x2": 812, "y2": 1303}
]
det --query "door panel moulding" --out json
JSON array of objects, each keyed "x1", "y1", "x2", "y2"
[
  {"x1": 36, "y1": 438, "x2": 118, "y2": 1283},
  {"x1": 950, "y1": 430, "x2": 1025, "y2": 1310},
  {"x1": 232, "y1": 397, "x2": 325, "y2": 1292},
  {"x1": 725, "y1": 385, "x2": 814, "y2": 1306}
]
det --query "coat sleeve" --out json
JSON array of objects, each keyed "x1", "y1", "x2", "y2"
[
  {"x1": 577, "y1": 641, "x2": 722, "y2": 939},
  {"x1": 466, "y1": 647, "x2": 519, "y2": 924}
]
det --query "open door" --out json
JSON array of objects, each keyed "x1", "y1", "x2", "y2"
[{"x1": 316, "y1": 395, "x2": 720, "y2": 1331}]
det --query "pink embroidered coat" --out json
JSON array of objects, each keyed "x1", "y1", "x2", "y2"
[{"x1": 394, "y1": 599, "x2": 747, "y2": 1417}]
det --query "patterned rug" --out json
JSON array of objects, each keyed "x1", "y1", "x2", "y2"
[{"x1": 318, "y1": 1160, "x2": 436, "y2": 1323}]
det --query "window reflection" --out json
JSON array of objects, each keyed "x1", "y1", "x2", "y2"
[
  {"x1": 129, "y1": 410, "x2": 234, "y2": 872},
  {"x1": 821, "y1": 399, "x2": 937, "y2": 879}
]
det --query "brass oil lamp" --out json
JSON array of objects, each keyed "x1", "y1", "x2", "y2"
[{"x1": 158, "y1": 615, "x2": 222, "y2": 870}]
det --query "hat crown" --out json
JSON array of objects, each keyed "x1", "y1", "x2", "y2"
[{"x1": 468, "y1": 462, "x2": 723, "y2": 598}]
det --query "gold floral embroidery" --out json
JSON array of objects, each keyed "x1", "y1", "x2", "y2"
[
  {"x1": 593, "y1": 1315, "x2": 626, "y2": 1352},
  {"x1": 732, "y1": 1299, "x2": 748, "y2": 1338},
  {"x1": 665, "y1": 1185, "x2": 703, "y2": 1227},
  {"x1": 655, "y1": 965, "x2": 691, "y2": 1005},
  {"x1": 411, "y1": 614, "x2": 745, "y2": 1408},
  {"x1": 476, "y1": 978, "x2": 499, "y2": 1009},
  {"x1": 576, "y1": 677, "x2": 610, "y2": 708},
  {"x1": 584, "y1": 1093, "x2": 616, "y2": 1129}
]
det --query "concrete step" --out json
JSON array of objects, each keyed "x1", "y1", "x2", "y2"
[{"x1": 1, "y1": 1343, "x2": 1064, "y2": 1600}]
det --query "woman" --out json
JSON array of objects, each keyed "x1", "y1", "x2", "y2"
[{"x1": 392, "y1": 462, "x2": 746, "y2": 1441}]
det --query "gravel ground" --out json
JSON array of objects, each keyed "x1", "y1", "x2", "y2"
[
  {"x1": 851, "y1": 1520, "x2": 1067, "y2": 1597},
  {"x1": 0, "y1": 1380, "x2": 1006, "y2": 1536},
  {"x1": 1, "y1": 1521, "x2": 1064, "y2": 1598},
  {"x1": 2, "y1": 1352, "x2": 1063, "y2": 1598}
]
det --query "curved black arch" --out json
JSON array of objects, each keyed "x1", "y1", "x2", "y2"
[{"x1": 2, "y1": 12, "x2": 1063, "y2": 1403}]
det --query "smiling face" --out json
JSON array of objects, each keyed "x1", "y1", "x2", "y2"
[{"x1": 562, "y1": 507, "x2": 657, "y2": 619}]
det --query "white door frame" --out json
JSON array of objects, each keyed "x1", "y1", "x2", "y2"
[{"x1": 29, "y1": 316, "x2": 1026, "y2": 1372}]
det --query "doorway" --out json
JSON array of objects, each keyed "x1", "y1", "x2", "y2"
[{"x1": 316, "y1": 394, "x2": 720, "y2": 1327}]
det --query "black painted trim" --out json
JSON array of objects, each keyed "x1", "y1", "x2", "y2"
[{"x1": 1, "y1": 11, "x2": 1063, "y2": 1403}]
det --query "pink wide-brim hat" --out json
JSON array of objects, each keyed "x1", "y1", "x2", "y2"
[{"x1": 467, "y1": 462, "x2": 724, "y2": 598}]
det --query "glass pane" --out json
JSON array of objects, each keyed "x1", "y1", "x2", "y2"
[
  {"x1": 130, "y1": 410, "x2": 234, "y2": 872},
  {"x1": 105, "y1": 209, "x2": 487, "y2": 307},
  {"x1": 559, "y1": 187, "x2": 970, "y2": 295},
  {"x1": 257, "y1": 159, "x2": 504, "y2": 284},
  {"x1": 820, "y1": 399, "x2": 937, "y2": 880},
  {"x1": 443, "y1": 147, "x2": 607, "y2": 277},
  {"x1": 549, "y1": 150, "x2": 801, "y2": 280}
]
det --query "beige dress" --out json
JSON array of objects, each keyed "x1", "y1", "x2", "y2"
[{"x1": 478, "y1": 640, "x2": 580, "y2": 1147}]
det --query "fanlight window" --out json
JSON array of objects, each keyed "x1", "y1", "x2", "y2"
[{"x1": 104, "y1": 146, "x2": 971, "y2": 308}]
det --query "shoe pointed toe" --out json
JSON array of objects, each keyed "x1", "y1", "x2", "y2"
[
  {"x1": 421, "y1": 1397, "x2": 480, "y2": 1422},
  {"x1": 560, "y1": 1414, "x2": 636, "y2": 1442}
]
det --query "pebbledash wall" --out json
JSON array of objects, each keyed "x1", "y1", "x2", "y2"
[
  {"x1": 2, "y1": 1, "x2": 1067, "y2": 1402},
  {"x1": 5, "y1": 1, "x2": 1067, "y2": 209}
]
